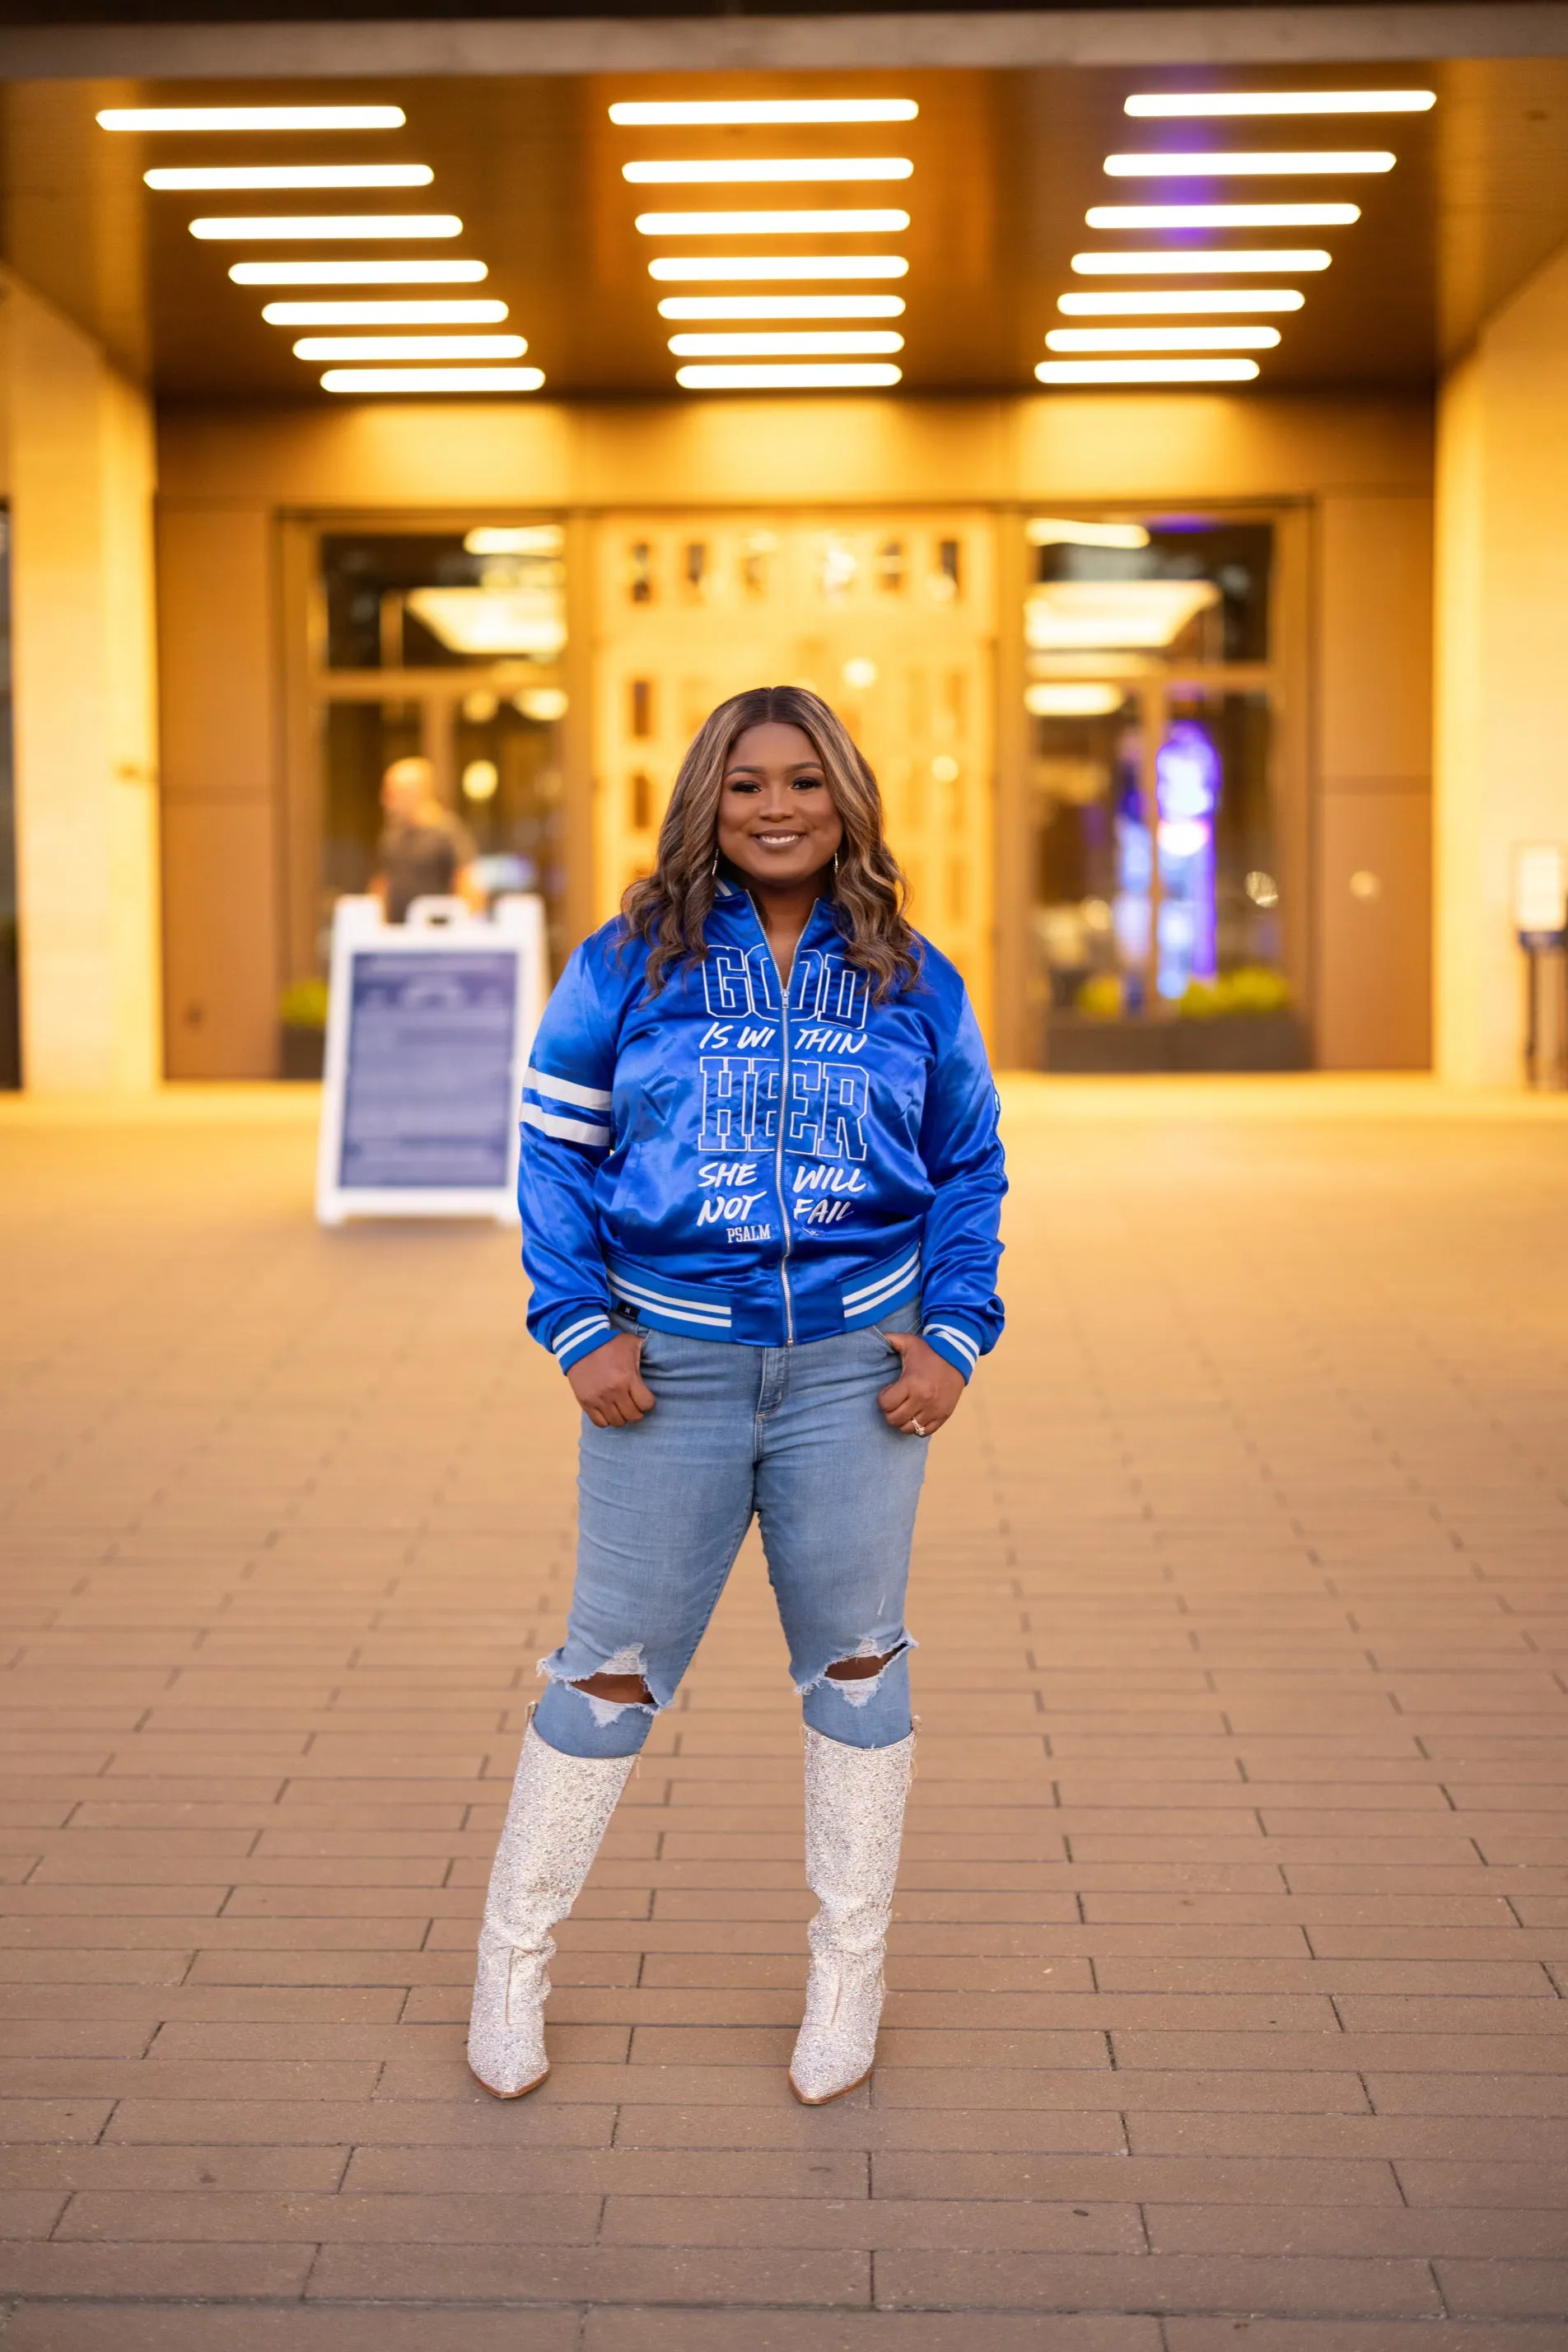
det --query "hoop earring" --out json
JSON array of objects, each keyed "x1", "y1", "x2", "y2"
[{"x1": 711, "y1": 847, "x2": 720, "y2": 879}]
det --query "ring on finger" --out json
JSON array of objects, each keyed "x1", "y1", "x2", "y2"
[{"x1": 910, "y1": 1416, "x2": 929, "y2": 1436}]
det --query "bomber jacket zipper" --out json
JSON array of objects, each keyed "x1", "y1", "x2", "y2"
[{"x1": 748, "y1": 893, "x2": 799, "y2": 1345}]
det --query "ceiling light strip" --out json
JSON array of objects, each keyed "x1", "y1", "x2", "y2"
[
  {"x1": 98, "y1": 105, "x2": 406, "y2": 131},
  {"x1": 294, "y1": 334, "x2": 528, "y2": 360},
  {"x1": 320, "y1": 366, "x2": 545, "y2": 393},
  {"x1": 648, "y1": 254, "x2": 909, "y2": 280},
  {"x1": 191, "y1": 214, "x2": 462, "y2": 240},
  {"x1": 658, "y1": 295, "x2": 905, "y2": 319},
  {"x1": 230, "y1": 259, "x2": 488, "y2": 283},
  {"x1": 1046, "y1": 326, "x2": 1280, "y2": 352},
  {"x1": 1071, "y1": 248, "x2": 1331, "y2": 273},
  {"x1": 1058, "y1": 288, "x2": 1304, "y2": 313},
  {"x1": 264, "y1": 299, "x2": 507, "y2": 324},
  {"x1": 1036, "y1": 357, "x2": 1260, "y2": 383},
  {"x1": 675, "y1": 362, "x2": 902, "y2": 388},
  {"x1": 610, "y1": 100, "x2": 917, "y2": 125},
  {"x1": 147, "y1": 165, "x2": 432, "y2": 191},
  {"x1": 1088, "y1": 203, "x2": 1359, "y2": 228},
  {"x1": 668, "y1": 329, "x2": 903, "y2": 356},
  {"x1": 1126, "y1": 90, "x2": 1435, "y2": 116},
  {"x1": 1104, "y1": 149, "x2": 1396, "y2": 175},
  {"x1": 623, "y1": 158, "x2": 912, "y2": 184},
  {"x1": 635, "y1": 208, "x2": 909, "y2": 236}
]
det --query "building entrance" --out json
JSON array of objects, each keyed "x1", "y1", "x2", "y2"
[{"x1": 593, "y1": 511, "x2": 996, "y2": 1037}]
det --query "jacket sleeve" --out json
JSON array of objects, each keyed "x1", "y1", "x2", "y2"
[
  {"x1": 517, "y1": 938, "x2": 623, "y2": 1374},
  {"x1": 915, "y1": 986, "x2": 1006, "y2": 1383}
]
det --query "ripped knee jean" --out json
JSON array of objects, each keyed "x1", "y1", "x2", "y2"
[{"x1": 532, "y1": 1304, "x2": 927, "y2": 1760}]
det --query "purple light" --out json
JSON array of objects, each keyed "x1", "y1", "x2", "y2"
[{"x1": 1155, "y1": 718, "x2": 1220, "y2": 820}]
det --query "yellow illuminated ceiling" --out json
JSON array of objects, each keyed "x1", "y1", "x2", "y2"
[{"x1": 8, "y1": 58, "x2": 1567, "y2": 399}]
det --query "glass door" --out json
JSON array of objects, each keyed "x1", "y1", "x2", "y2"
[
  {"x1": 301, "y1": 523, "x2": 570, "y2": 984},
  {"x1": 1024, "y1": 514, "x2": 1300, "y2": 1070}
]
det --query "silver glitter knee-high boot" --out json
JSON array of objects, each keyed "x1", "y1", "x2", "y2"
[
  {"x1": 468, "y1": 1723, "x2": 634, "y2": 2098},
  {"x1": 789, "y1": 1724, "x2": 914, "y2": 2106}
]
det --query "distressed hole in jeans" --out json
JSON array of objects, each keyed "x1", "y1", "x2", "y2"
[
  {"x1": 823, "y1": 1638, "x2": 908, "y2": 1710},
  {"x1": 566, "y1": 1641, "x2": 655, "y2": 1724}
]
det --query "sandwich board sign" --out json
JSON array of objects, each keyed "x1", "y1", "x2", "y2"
[{"x1": 315, "y1": 894, "x2": 548, "y2": 1225}]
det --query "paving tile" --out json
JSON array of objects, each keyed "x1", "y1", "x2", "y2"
[
  {"x1": 2, "y1": 2312, "x2": 580, "y2": 2350},
  {"x1": 5, "y1": 1084, "x2": 1568, "y2": 2336}
]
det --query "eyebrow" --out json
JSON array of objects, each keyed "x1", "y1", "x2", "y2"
[{"x1": 723, "y1": 760, "x2": 824, "y2": 776}]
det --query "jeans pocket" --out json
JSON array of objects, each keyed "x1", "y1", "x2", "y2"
[{"x1": 872, "y1": 1301, "x2": 920, "y2": 1347}]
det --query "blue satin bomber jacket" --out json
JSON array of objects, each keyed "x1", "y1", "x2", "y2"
[{"x1": 517, "y1": 880, "x2": 1006, "y2": 1384}]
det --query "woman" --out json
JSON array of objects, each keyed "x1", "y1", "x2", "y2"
[{"x1": 469, "y1": 684, "x2": 1005, "y2": 2107}]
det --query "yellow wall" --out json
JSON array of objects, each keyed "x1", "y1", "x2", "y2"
[
  {"x1": 1314, "y1": 495, "x2": 1434, "y2": 1069},
  {"x1": 3, "y1": 273, "x2": 161, "y2": 1093},
  {"x1": 1435, "y1": 239, "x2": 1568, "y2": 1086},
  {"x1": 157, "y1": 387, "x2": 1433, "y2": 1076}
]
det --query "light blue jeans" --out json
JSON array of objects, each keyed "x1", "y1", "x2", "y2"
[{"x1": 533, "y1": 1303, "x2": 927, "y2": 1757}]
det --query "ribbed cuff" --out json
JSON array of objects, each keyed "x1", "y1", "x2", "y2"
[
  {"x1": 921, "y1": 1316, "x2": 982, "y2": 1383},
  {"x1": 548, "y1": 1309, "x2": 615, "y2": 1373}
]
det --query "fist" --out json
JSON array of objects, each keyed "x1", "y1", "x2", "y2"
[
  {"x1": 567, "y1": 1332, "x2": 656, "y2": 1428},
  {"x1": 876, "y1": 1332, "x2": 966, "y2": 1436}
]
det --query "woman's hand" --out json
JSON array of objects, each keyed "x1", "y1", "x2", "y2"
[
  {"x1": 567, "y1": 1333, "x2": 656, "y2": 1428},
  {"x1": 877, "y1": 1332, "x2": 966, "y2": 1437}
]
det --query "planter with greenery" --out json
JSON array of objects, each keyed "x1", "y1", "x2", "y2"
[
  {"x1": 278, "y1": 978, "x2": 329, "y2": 1080},
  {"x1": 1046, "y1": 965, "x2": 1309, "y2": 1074}
]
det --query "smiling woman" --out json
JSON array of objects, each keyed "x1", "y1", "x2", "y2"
[{"x1": 467, "y1": 681, "x2": 1006, "y2": 2112}]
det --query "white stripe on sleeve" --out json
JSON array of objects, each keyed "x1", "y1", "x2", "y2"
[
  {"x1": 925, "y1": 1322, "x2": 980, "y2": 1369},
  {"x1": 553, "y1": 1313, "x2": 612, "y2": 1356},
  {"x1": 520, "y1": 1103, "x2": 611, "y2": 1147},
  {"x1": 524, "y1": 1063, "x2": 612, "y2": 1111}
]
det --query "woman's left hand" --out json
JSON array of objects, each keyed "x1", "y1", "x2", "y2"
[{"x1": 877, "y1": 1333, "x2": 967, "y2": 1438}]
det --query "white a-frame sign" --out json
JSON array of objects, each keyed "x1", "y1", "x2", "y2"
[{"x1": 315, "y1": 894, "x2": 547, "y2": 1226}]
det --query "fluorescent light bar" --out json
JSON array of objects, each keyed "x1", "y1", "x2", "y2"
[
  {"x1": 1104, "y1": 150, "x2": 1396, "y2": 175},
  {"x1": 624, "y1": 157, "x2": 912, "y2": 184},
  {"x1": 464, "y1": 527, "x2": 562, "y2": 554},
  {"x1": 1072, "y1": 248, "x2": 1331, "y2": 273},
  {"x1": 648, "y1": 254, "x2": 908, "y2": 281},
  {"x1": 1037, "y1": 357, "x2": 1261, "y2": 383},
  {"x1": 635, "y1": 209, "x2": 909, "y2": 236},
  {"x1": 676, "y1": 362, "x2": 902, "y2": 388},
  {"x1": 609, "y1": 100, "x2": 917, "y2": 125},
  {"x1": 1025, "y1": 682, "x2": 1127, "y2": 716},
  {"x1": 264, "y1": 300, "x2": 506, "y2": 324},
  {"x1": 231, "y1": 259, "x2": 486, "y2": 285},
  {"x1": 320, "y1": 367, "x2": 545, "y2": 393},
  {"x1": 97, "y1": 105, "x2": 406, "y2": 131},
  {"x1": 668, "y1": 329, "x2": 903, "y2": 356},
  {"x1": 1047, "y1": 326, "x2": 1280, "y2": 352},
  {"x1": 192, "y1": 214, "x2": 461, "y2": 240},
  {"x1": 1127, "y1": 90, "x2": 1435, "y2": 117},
  {"x1": 658, "y1": 295, "x2": 905, "y2": 319},
  {"x1": 1027, "y1": 519, "x2": 1150, "y2": 548},
  {"x1": 295, "y1": 334, "x2": 528, "y2": 360},
  {"x1": 147, "y1": 165, "x2": 432, "y2": 191},
  {"x1": 1058, "y1": 288, "x2": 1304, "y2": 313},
  {"x1": 1089, "y1": 203, "x2": 1358, "y2": 228}
]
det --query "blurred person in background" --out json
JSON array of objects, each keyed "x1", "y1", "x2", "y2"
[
  {"x1": 468, "y1": 684, "x2": 1006, "y2": 2111},
  {"x1": 371, "y1": 755, "x2": 478, "y2": 922}
]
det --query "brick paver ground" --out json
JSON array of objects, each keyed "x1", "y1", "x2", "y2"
[{"x1": 3, "y1": 1076, "x2": 1568, "y2": 2351}]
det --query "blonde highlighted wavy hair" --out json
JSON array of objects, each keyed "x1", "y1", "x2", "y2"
[{"x1": 621, "y1": 684, "x2": 921, "y2": 1001}]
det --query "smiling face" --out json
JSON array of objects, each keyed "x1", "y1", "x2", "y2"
[{"x1": 715, "y1": 721, "x2": 845, "y2": 894}]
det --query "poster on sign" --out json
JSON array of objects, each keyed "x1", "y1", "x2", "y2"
[{"x1": 315, "y1": 894, "x2": 548, "y2": 1225}]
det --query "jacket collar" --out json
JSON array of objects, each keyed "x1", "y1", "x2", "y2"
[{"x1": 709, "y1": 874, "x2": 845, "y2": 953}]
